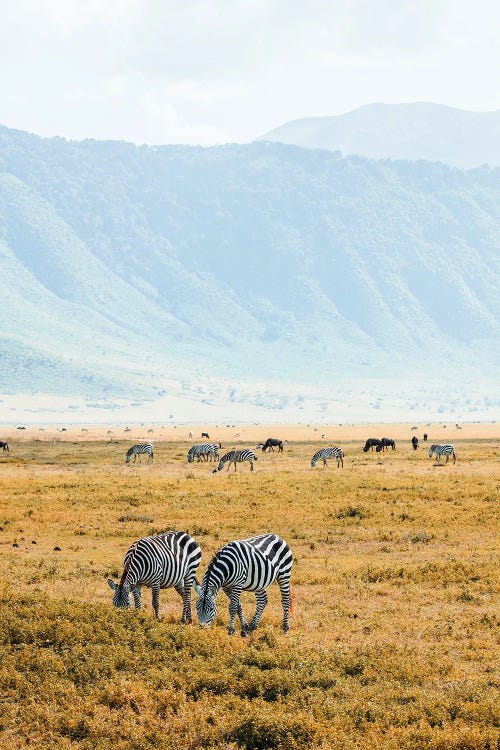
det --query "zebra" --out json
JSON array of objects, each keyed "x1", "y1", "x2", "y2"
[
  {"x1": 0, "y1": 441, "x2": 9, "y2": 452},
  {"x1": 125, "y1": 443, "x2": 154, "y2": 464},
  {"x1": 311, "y1": 446, "x2": 344, "y2": 468},
  {"x1": 187, "y1": 443, "x2": 220, "y2": 463},
  {"x1": 213, "y1": 449, "x2": 257, "y2": 473},
  {"x1": 428, "y1": 444, "x2": 456, "y2": 464},
  {"x1": 194, "y1": 533, "x2": 292, "y2": 636},
  {"x1": 107, "y1": 531, "x2": 201, "y2": 622}
]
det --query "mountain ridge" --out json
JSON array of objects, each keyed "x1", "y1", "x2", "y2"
[
  {"x1": 259, "y1": 102, "x2": 500, "y2": 168},
  {"x1": 0, "y1": 125, "x2": 498, "y2": 418}
]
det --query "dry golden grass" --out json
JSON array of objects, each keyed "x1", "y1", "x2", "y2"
[{"x1": 0, "y1": 434, "x2": 498, "y2": 749}]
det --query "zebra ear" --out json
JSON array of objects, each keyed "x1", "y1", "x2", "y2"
[
  {"x1": 107, "y1": 578, "x2": 118, "y2": 591},
  {"x1": 192, "y1": 579, "x2": 202, "y2": 596}
]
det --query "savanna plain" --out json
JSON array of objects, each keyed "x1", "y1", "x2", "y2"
[{"x1": 0, "y1": 425, "x2": 498, "y2": 750}]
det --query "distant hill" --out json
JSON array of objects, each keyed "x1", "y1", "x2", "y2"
[
  {"x1": 259, "y1": 103, "x2": 500, "y2": 168},
  {"x1": 0, "y1": 126, "x2": 499, "y2": 416}
]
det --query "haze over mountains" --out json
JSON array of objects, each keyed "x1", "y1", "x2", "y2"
[
  {"x1": 260, "y1": 103, "x2": 500, "y2": 168},
  {"x1": 0, "y1": 119, "x2": 499, "y2": 422}
]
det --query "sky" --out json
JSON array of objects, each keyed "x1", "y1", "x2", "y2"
[{"x1": 0, "y1": 0, "x2": 499, "y2": 145}]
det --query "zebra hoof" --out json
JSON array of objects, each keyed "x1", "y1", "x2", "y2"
[
  {"x1": 228, "y1": 627, "x2": 235, "y2": 636},
  {"x1": 240, "y1": 629, "x2": 247, "y2": 638}
]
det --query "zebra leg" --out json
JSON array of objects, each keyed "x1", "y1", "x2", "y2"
[
  {"x1": 445, "y1": 454, "x2": 449, "y2": 463},
  {"x1": 233, "y1": 461, "x2": 237, "y2": 472},
  {"x1": 278, "y1": 577, "x2": 291, "y2": 633},
  {"x1": 151, "y1": 586, "x2": 161, "y2": 621},
  {"x1": 453, "y1": 452, "x2": 456, "y2": 464},
  {"x1": 323, "y1": 458, "x2": 328, "y2": 468},
  {"x1": 247, "y1": 589, "x2": 268, "y2": 632},
  {"x1": 175, "y1": 583, "x2": 192, "y2": 624},
  {"x1": 227, "y1": 587, "x2": 243, "y2": 635},
  {"x1": 250, "y1": 461, "x2": 254, "y2": 472},
  {"x1": 223, "y1": 586, "x2": 248, "y2": 634},
  {"x1": 132, "y1": 586, "x2": 142, "y2": 610}
]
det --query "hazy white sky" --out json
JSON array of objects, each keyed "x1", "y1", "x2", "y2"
[{"x1": 1, "y1": 0, "x2": 498, "y2": 145}]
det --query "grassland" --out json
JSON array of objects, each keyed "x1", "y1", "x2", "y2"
[{"x1": 0, "y1": 434, "x2": 498, "y2": 749}]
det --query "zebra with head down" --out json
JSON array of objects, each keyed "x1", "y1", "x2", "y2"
[
  {"x1": 194, "y1": 533, "x2": 292, "y2": 636},
  {"x1": 187, "y1": 443, "x2": 220, "y2": 463}
]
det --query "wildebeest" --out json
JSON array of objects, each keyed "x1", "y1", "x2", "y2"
[
  {"x1": 0, "y1": 441, "x2": 9, "y2": 452},
  {"x1": 261, "y1": 438, "x2": 283, "y2": 453},
  {"x1": 201, "y1": 432, "x2": 210, "y2": 439},
  {"x1": 363, "y1": 438, "x2": 383, "y2": 452},
  {"x1": 380, "y1": 437, "x2": 396, "y2": 451},
  {"x1": 411, "y1": 436, "x2": 419, "y2": 450}
]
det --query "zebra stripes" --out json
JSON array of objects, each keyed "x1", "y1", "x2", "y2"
[
  {"x1": 428, "y1": 444, "x2": 456, "y2": 464},
  {"x1": 187, "y1": 443, "x2": 220, "y2": 463},
  {"x1": 311, "y1": 446, "x2": 344, "y2": 468},
  {"x1": 213, "y1": 449, "x2": 257, "y2": 473},
  {"x1": 107, "y1": 531, "x2": 201, "y2": 622},
  {"x1": 125, "y1": 443, "x2": 154, "y2": 464},
  {"x1": 194, "y1": 533, "x2": 292, "y2": 636}
]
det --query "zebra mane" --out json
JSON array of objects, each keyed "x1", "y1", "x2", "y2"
[
  {"x1": 119, "y1": 541, "x2": 138, "y2": 587},
  {"x1": 202, "y1": 548, "x2": 226, "y2": 591}
]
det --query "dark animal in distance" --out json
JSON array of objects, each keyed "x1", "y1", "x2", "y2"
[
  {"x1": 107, "y1": 531, "x2": 201, "y2": 622},
  {"x1": 201, "y1": 432, "x2": 210, "y2": 439},
  {"x1": 194, "y1": 533, "x2": 292, "y2": 636},
  {"x1": 363, "y1": 438, "x2": 383, "y2": 452},
  {"x1": 262, "y1": 438, "x2": 283, "y2": 453},
  {"x1": 423, "y1": 433, "x2": 428, "y2": 441},
  {"x1": 0, "y1": 441, "x2": 9, "y2": 452},
  {"x1": 411, "y1": 436, "x2": 419, "y2": 450},
  {"x1": 377, "y1": 438, "x2": 396, "y2": 451}
]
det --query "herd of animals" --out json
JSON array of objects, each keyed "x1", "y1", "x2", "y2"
[
  {"x1": 124, "y1": 436, "x2": 458, "y2": 470},
  {"x1": 111, "y1": 434, "x2": 458, "y2": 633},
  {"x1": 3, "y1": 430, "x2": 459, "y2": 633}
]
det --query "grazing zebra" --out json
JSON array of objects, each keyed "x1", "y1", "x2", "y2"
[
  {"x1": 311, "y1": 446, "x2": 344, "y2": 468},
  {"x1": 262, "y1": 438, "x2": 283, "y2": 453},
  {"x1": 187, "y1": 443, "x2": 220, "y2": 463},
  {"x1": 194, "y1": 533, "x2": 292, "y2": 636},
  {"x1": 125, "y1": 443, "x2": 154, "y2": 464},
  {"x1": 213, "y1": 449, "x2": 257, "y2": 473},
  {"x1": 0, "y1": 441, "x2": 9, "y2": 452},
  {"x1": 107, "y1": 531, "x2": 201, "y2": 622},
  {"x1": 363, "y1": 438, "x2": 383, "y2": 453},
  {"x1": 428, "y1": 444, "x2": 456, "y2": 464}
]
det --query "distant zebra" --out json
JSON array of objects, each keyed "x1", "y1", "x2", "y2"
[
  {"x1": 125, "y1": 443, "x2": 154, "y2": 464},
  {"x1": 107, "y1": 531, "x2": 201, "y2": 622},
  {"x1": 194, "y1": 533, "x2": 292, "y2": 635},
  {"x1": 0, "y1": 441, "x2": 9, "y2": 452},
  {"x1": 187, "y1": 443, "x2": 220, "y2": 463},
  {"x1": 262, "y1": 438, "x2": 283, "y2": 453},
  {"x1": 428, "y1": 444, "x2": 456, "y2": 464},
  {"x1": 213, "y1": 449, "x2": 257, "y2": 473},
  {"x1": 311, "y1": 446, "x2": 344, "y2": 468},
  {"x1": 363, "y1": 438, "x2": 382, "y2": 453}
]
